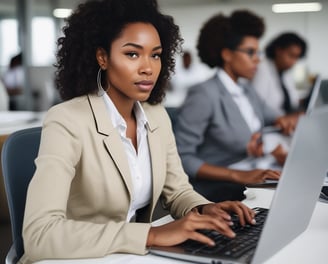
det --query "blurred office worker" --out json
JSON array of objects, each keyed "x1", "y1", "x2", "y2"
[
  {"x1": 175, "y1": 10, "x2": 299, "y2": 202},
  {"x1": 2, "y1": 52, "x2": 25, "y2": 110},
  {"x1": 0, "y1": 79, "x2": 9, "y2": 110},
  {"x1": 165, "y1": 50, "x2": 213, "y2": 107},
  {"x1": 252, "y1": 32, "x2": 307, "y2": 116}
]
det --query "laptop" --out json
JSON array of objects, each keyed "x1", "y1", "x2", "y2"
[
  {"x1": 305, "y1": 75, "x2": 322, "y2": 115},
  {"x1": 149, "y1": 107, "x2": 328, "y2": 264}
]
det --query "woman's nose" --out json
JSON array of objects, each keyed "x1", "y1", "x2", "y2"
[{"x1": 139, "y1": 58, "x2": 153, "y2": 75}]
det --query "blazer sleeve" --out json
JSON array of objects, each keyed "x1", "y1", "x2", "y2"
[
  {"x1": 156, "y1": 106, "x2": 211, "y2": 218},
  {"x1": 174, "y1": 85, "x2": 213, "y2": 178},
  {"x1": 22, "y1": 106, "x2": 151, "y2": 262}
]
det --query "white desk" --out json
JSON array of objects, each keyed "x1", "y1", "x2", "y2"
[
  {"x1": 35, "y1": 188, "x2": 328, "y2": 264},
  {"x1": 0, "y1": 111, "x2": 45, "y2": 135}
]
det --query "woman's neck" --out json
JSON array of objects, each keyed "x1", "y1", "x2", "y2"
[
  {"x1": 222, "y1": 66, "x2": 238, "y2": 83},
  {"x1": 106, "y1": 90, "x2": 134, "y2": 120}
]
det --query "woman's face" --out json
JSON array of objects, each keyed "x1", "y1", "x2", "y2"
[
  {"x1": 223, "y1": 36, "x2": 261, "y2": 82},
  {"x1": 274, "y1": 44, "x2": 302, "y2": 72},
  {"x1": 98, "y1": 22, "x2": 162, "y2": 105}
]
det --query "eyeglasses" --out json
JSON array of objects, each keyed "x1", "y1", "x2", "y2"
[{"x1": 234, "y1": 48, "x2": 262, "y2": 59}]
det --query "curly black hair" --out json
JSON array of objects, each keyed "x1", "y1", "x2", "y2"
[
  {"x1": 265, "y1": 32, "x2": 307, "y2": 59},
  {"x1": 55, "y1": 0, "x2": 183, "y2": 104},
  {"x1": 197, "y1": 10, "x2": 265, "y2": 68}
]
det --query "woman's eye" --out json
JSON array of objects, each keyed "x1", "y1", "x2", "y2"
[
  {"x1": 153, "y1": 53, "x2": 162, "y2": 59},
  {"x1": 126, "y1": 52, "x2": 138, "y2": 58}
]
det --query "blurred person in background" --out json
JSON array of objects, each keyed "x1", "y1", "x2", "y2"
[
  {"x1": 252, "y1": 32, "x2": 307, "y2": 116},
  {"x1": 165, "y1": 50, "x2": 214, "y2": 107},
  {"x1": 3, "y1": 52, "x2": 25, "y2": 110},
  {"x1": 175, "y1": 10, "x2": 298, "y2": 202},
  {"x1": 0, "y1": 78, "x2": 9, "y2": 110}
]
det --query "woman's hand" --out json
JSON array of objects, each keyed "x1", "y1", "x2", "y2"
[
  {"x1": 201, "y1": 201, "x2": 256, "y2": 227},
  {"x1": 247, "y1": 132, "x2": 264, "y2": 157},
  {"x1": 231, "y1": 169, "x2": 281, "y2": 184},
  {"x1": 147, "y1": 201, "x2": 255, "y2": 248},
  {"x1": 147, "y1": 210, "x2": 235, "y2": 247},
  {"x1": 270, "y1": 144, "x2": 287, "y2": 165},
  {"x1": 275, "y1": 112, "x2": 303, "y2": 135}
]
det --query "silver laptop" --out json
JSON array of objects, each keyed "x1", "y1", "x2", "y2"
[
  {"x1": 306, "y1": 75, "x2": 322, "y2": 115},
  {"x1": 149, "y1": 107, "x2": 328, "y2": 264}
]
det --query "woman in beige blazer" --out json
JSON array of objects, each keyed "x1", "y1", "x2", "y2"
[{"x1": 21, "y1": 0, "x2": 255, "y2": 263}]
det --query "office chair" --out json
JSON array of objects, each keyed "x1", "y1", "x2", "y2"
[
  {"x1": 1, "y1": 127, "x2": 42, "y2": 264},
  {"x1": 165, "y1": 107, "x2": 179, "y2": 131}
]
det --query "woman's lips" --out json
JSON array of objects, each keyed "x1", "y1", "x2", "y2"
[{"x1": 135, "y1": 80, "x2": 154, "y2": 91}]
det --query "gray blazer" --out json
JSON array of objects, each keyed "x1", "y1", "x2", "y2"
[{"x1": 175, "y1": 75, "x2": 277, "y2": 178}]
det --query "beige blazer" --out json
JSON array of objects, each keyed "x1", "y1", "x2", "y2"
[{"x1": 20, "y1": 93, "x2": 209, "y2": 263}]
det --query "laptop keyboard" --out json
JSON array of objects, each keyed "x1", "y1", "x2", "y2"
[{"x1": 181, "y1": 207, "x2": 268, "y2": 259}]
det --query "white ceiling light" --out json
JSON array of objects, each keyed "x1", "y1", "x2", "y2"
[
  {"x1": 53, "y1": 8, "x2": 72, "y2": 18},
  {"x1": 272, "y1": 2, "x2": 322, "y2": 13}
]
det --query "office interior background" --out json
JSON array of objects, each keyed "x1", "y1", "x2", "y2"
[
  {"x1": 0, "y1": 0, "x2": 327, "y2": 112},
  {"x1": 0, "y1": 0, "x2": 327, "y2": 262}
]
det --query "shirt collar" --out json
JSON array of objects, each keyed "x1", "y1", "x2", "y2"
[
  {"x1": 134, "y1": 101, "x2": 149, "y2": 130},
  {"x1": 102, "y1": 93, "x2": 149, "y2": 134},
  {"x1": 217, "y1": 68, "x2": 244, "y2": 96}
]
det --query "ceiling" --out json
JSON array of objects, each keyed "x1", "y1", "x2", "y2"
[{"x1": 0, "y1": 0, "x2": 326, "y2": 17}]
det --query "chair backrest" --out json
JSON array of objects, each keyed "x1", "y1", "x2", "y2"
[
  {"x1": 1, "y1": 127, "x2": 42, "y2": 260},
  {"x1": 165, "y1": 107, "x2": 179, "y2": 131}
]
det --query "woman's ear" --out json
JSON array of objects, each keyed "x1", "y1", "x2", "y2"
[
  {"x1": 96, "y1": 48, "x2": 108, "y2": 70},
  {"x1": 221, "y1": 48, "x2": 232, "y2": 63}
]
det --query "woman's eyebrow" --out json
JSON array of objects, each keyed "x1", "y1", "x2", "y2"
[{"x1": 122, "y1": 42, "x2": 162, "y2": 51}]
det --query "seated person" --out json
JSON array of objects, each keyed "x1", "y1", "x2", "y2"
[
  {"x1": 251, "y1": 32, "x2": 307, "y2": 116},
  {"x1": 20, "y1": 1, "x2": 255, "y2": 263},
  {"x1": 0, "y1": 79, "x2": 9, "y2": 111},
  {"x1": 3, "y1": 52, "x2": 25, "y2": 110},
  {"x1": 175, "y1": 10, "x2": 298, "y2": 202}
]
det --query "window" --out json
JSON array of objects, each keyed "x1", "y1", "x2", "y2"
[
  {"x1": 0, "y1": 19, "x2": 19, "y2": 67},
  {"x1": 31, "y1": 17, "x2": 56, "y2": 66}
]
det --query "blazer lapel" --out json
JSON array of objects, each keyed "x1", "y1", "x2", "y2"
[
  {"x1": 87, "y1": 94, "x2": 133, "y2": 199},
  {"x1": 142, "y1": 104, "x2": 164, "y2": 214},
  {"x1": 243, "y1": 84, "x2": 265, "y2": 126},
  {"x1": 215, "y1": 77, "x2": 251, "y2": 134}
]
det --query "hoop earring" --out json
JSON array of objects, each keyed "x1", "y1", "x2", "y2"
[{"x1": 97, "y1": 67, "x2": 105, "y2": 96}]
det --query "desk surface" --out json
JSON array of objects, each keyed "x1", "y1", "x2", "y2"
[
  {"x1": 35, "y1": 188, "x2": 328, "y2": 264},
  {"x1": 0, "y1": 111, "x2": 45, "y2": 135}
]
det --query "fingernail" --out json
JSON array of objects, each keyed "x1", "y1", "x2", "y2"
[{"x1": 252, "y1": 219, "x2": 256, "y2": 224}]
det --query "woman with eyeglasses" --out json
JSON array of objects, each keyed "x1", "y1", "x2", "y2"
[{"x1": 175, "y1": 10, "x2": 298, "y2": 202}]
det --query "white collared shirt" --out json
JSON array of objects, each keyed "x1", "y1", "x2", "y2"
[
  {"x1": 252, "y1": 58, "x2": 300, "y2": 116},
  {"x1": 103, "y1": 94, "x2": 152, "y2": 222},
  {"x1": 217, "y1": 69, "x2": 261, "y2": 133}
]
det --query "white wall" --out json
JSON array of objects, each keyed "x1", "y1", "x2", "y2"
[{"x1": 161, "y1": 2, "x2": 328, "y2": 79}]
